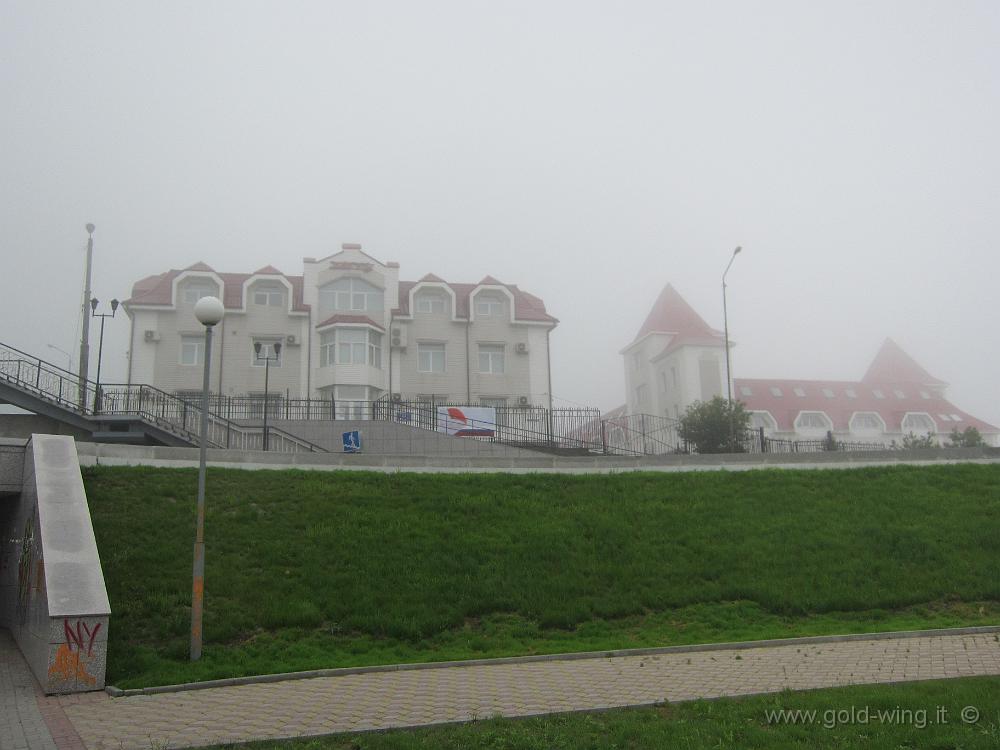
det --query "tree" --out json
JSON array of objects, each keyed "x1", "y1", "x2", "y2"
[
  {"x1": 901, "y1": 431, "x2": 937, "y2": 449},
  {"x1": 947, "y1": 426, "x2": 984, "y2": 448},
  {"x1": 678, "y1": 396, "x2": 751, "y2": 454}
]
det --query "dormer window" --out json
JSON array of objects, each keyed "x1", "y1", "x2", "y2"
[
  {"x1": 319, "y1": 277, "x2": 383, "y2": 315},
  {"x1": 901, "y1": 413, "x2": 935, "y2": 435},
  {"x1": 415, "y1": 293, "x2": 446, "y2": 314},
  {"x1": 475, "y1": 295, "x2": 504, "y2": 317},
  {"x1": 181, "y1": 282, "x2": 216, "y2": 305},
  {"x1": 795, "y1": 411, "x2": 832, "y2": 431},
  {"x1": 253, "y1": 284, "x2": 285, "y2": 307},
  {"x1": 850, "y1": 412, "x2": 884, "y2": 432}
]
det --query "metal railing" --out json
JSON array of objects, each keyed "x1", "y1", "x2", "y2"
[{"x1": 0, "y1": 342, "x2": 326, "y2": 453}]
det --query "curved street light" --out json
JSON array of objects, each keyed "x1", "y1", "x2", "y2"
[
  {"x1": 191, "y1": 295, "x2": 224, "y2": 661},
  {"x1": 723, "y1": 246, "x2": 742, "y2": 449}
]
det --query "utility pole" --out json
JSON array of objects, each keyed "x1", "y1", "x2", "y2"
[{"x1": 79, "y1": 224, "x2": 95, "y2": 408}]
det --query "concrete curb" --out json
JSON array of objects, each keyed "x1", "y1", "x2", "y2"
[{"x1": 105, "y1": 624, "x2": 1000, "y2": 697}]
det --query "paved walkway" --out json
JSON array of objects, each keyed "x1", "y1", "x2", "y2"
[{"x1": 4, "y1": 630, "x2": 999, "y2": 750}]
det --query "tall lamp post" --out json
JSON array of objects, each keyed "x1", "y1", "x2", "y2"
[
  {"x1": 722, "y1": 246, "x2": 742, "y2": 450},
  {"x1": 78, "y1": 224, "x2": 95, "y2": 408},
  {"x1": 90, "y1": 298, "x2": 119, "y2": 414},
  {"x1": 190, "y1": 296, "x2": 224, "y2": 662},
  {"x1": 254, "y1": 341, "x2": 281, "y2": 451}
]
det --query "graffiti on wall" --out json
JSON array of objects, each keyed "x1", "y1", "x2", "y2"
[
  {"x1": 15, "y1": 510, "x2": 35, "y2": 626},
  {"x1": 48, "y1": 618, "x2": 102, "y2": 687}
]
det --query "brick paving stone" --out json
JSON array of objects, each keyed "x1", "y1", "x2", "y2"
[{"x1": 19, "y1": 631, "x2": 1000, "y2": 750}]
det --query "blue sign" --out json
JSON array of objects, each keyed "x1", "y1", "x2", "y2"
[{"x1": 342, "y1": 430, "x2": 361, "y2": 453}]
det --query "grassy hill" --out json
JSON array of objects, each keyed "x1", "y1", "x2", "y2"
[{"x1": 82, "y1": 464, "x2": 1000, "y2": 688}]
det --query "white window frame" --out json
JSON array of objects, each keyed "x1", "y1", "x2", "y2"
[
  {"x1": 478, "y1": 344, "x2": 505, "y2": 375},
  {"x1": 318, "y1": 277, "x2": 382, "y2": 314},
  {"x1": 179, "y1": 335, "x2": 204, "y2": 366},
  {"x1": 418, "y1": 342, "x2": 446, "y2": 373},
  {"x1": 475, "y1": 297, "x2": 503, "y2": 317},
  {"x1": 795, "y1": 411, "x2": 833, "y2": 431},
  {"x1": 253, "y1": 285, "x2": 285, "y2": 307},
  {"x1": 251, "y1": 339, "x2": 283, "y2": 367},
  {"x1": 415, "y1": 294, "x2": 446, "y2": 314},
  {"x1": 749, "y1": 411, "x2": 777, "y2": 431},
  {"x1": 181, "y1": 284, "x2": 216, "y2": 305},
  {"x1": 850, "y1": 412, "x2": 886, "y2": 432},
  {"x1": 901, "y1": 412, "x2": 936, "y2": 435}
]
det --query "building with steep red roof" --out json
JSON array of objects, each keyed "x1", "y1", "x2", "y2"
[
  {"x1": 123, "y1": 244, "x2": 557, "y2": 412},
  {"x1": 622, "y1": 285, "x2": 998, "y2": 446}
]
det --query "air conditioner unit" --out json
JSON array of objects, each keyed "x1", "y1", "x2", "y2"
[
  {"x1": 391, "y1": 326, "x2": 407, "y2": 348},
  {"x1": 391, "y1": 393, "x2": 402, "y2": 402},
  {"x1": 285, "y1": 334, "x2": 298, "y2": 345},
  {"x1": 515, "y1": 342, "x2": 529, "y2": 354},
  {"x1": 143, "y1": 330, "x2": 160, "y2": 342},
  {"x1": 517, "y1": 395, "x2": 530, "y2": 406}
]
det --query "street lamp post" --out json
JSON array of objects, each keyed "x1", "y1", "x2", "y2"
[
  {"x1": 722, "y1": 246, "x2": 742, "y2": 450},
  {"x1": 190, "y1": 296, "x2": 224, "y2": 662},
  {"x1": 254, "y1": 341, "x2": 282, "y2": 451},
  {"x1": 46, "y1": 344, "x2": 73, "y2": 372},
  {"x1": 78, "y1": 224, "x2": 95, "y2": 408},
  {"x1": 90, "y1": 298, "x2": 119, "y2": 414}
]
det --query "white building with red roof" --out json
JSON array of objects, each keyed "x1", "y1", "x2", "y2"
[
  {"x1": 621, "y1": 284, "x2": 999, "y2": 446},
  {"x1": 124, "y1": 244, "x2": 557, "y2": 413}
]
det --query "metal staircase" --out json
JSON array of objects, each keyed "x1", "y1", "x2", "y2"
[{"x1": 0, "y1": 342, "x2": 326, "y2": 452}]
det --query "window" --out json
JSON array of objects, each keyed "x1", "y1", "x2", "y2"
[
  {"x1": 418, "y1": 342, "x2": 445, "y2": 373},
  {"x1": 919, "y1": 390, "x2": 931, "y2": 400},
  {"x1": 415, "y1": 294, "x2": 446, "y2": 314},
  {"x1": 251, "y1": 339, "x2": 282, "y2": 367},
  {"x1": 893, "y1": 389, "x2": 906, "y2": 399},
  {"x1": 635, "y1": 383, "x2": 649, "y2": 407},
  {"x1": 334, "y1": 385, "x2": 370, "y2": 420},
  {"x1": 320, "y1": 328, "x2": 381, "y2": 368},
  {"x1": 318, "y1": 278, "x2": 383, "y2": 315},
  {"x1": 181, "y1": 283, "x2": 215, "y2": 305},
  {"x1": 795, "y1": 411, "x2": 832, "y2": 430},
  {"x1": 478, "y1": 344, "x2": 505, "y2": 374},
  {"x1": 850, "y1": 412, "x2": 884, "y2": 432},
  {"x1": 845, "y1": 388, "x2": 858, "y2": 399},
  {"x1": 253, "y1": 285, "x2": 285, "y2": 307},
  {"x1": 770, "y1": 386, "x2": 783, "y2": 397},
  {"x1": 749, "y1": 412, "x2": 777, "y2": 431},
  {"x1": 740, "y1": 386, "x2": 753, "y2": 397},
  {"x1": 822, "y1": 388, "x2": 835, "y2": 398},
  {"x1": 901, "y1": 413, "x2": 935, "y2": 435},
  {"x1": 672, "y1": 367, "x2": 679, "y2": 387},
  {"x1": 480, "y1": 397, "x2": 507, "y2": 407},
  {"x1": 873, "y1": 389, "x2": 885, "y2": 399},
  {"x1": 659, "y1": 371, "x2": 668, "y2": 393},
  {"x1": 180, "y1": 336, "x2": 204, "y2": 366},
  {"x1": 938, "y1": 414, "x2": 952, "y2": 422},
  {"x1": 475, "y1": 296, "x2": 503, "y2": 317},
  {"x1": 950, "y1": 414, "x2": 962, "y2": 422},
  {"x1": 793, "y1": 387, "x2": 806, "y2": 397}
]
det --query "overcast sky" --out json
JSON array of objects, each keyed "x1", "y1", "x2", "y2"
[{"x1": 2, "y1": 1, "x2": 998, "y2": 423}]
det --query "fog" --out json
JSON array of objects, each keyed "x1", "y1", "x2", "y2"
[{"x1": 2, "y1": 1, "x2": 998, "y2": 424}]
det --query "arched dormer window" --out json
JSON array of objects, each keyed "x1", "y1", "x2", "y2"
[
  {"x1": 414, "y1": 290, "x2": 448, "y2": 314},
  {"x1": 795, "y1": 411, "x2": 833, "y2": 434},
  {"x1": 850, "y1": 412, "x2": 885, "y2": 433},
  {"x1": 474, "y1": 293, "x2": 505, "y2": 318},
  {"x1": 749, "y1": 411, "x2": 777, "y2": 432},
  {"x1": 318, "y1": 277, "x2": 383, "y2": 316},
  {"x1": 901, "y1": 413, "x2": 936, "y2": 436},
  {"x1": 179, "y1": 279, "x2": 218, "y2": 305},
  {"x1": 252, "y1": 283, "x2": 285, "y2": 307}
]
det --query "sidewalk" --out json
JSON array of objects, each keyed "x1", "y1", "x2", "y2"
[{"x1": 3, "y1": 629, "x2": 985, "y2": 750}]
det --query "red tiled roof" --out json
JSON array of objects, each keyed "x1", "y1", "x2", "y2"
[
  {"x1": 315, "y1": 314, "x2": 384, "y2": 330},
  {"x1": 394, "y1": 279, "x2": 557, "y2": 323},
  {"x1": 734, "y1": 377, "x2": 997, "y2": 434},
  {"x1": 862, "y1": 338, "x2": 947, "y2": 386},
  {"x1": 125, "y1": 268, "x2": 309, "y2": 312},
  {"x1": 631, "y1": 284, "x2": 721, "y2": 344},
  {"x1": 253, "y1": 264, "x2": 284, "y2": 275}
]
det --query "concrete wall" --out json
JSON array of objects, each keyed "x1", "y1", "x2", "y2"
[
  {"x1": 0, "y1": 435, "x2": 110, "y2": 693},
  {"x1": 239, "y1": 419, "x2": 538, "y2": 457},
  {"x1": 0, "y1": 414, "x2": 92, "y2": 441}
]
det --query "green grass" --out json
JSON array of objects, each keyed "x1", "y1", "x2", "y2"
[
  {"x1": 211, "y1": 676, "x2": 1000, "y2": 749},
  {"x1": 82, "y1": 464, "x2": 1000, "y2": 688}
]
